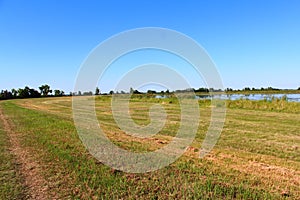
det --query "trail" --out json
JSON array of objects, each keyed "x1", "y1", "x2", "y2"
[{"x1": 0, "y1": 107, "x2": 53, "y2": 200}]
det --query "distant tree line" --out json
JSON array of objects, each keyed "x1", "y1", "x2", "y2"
[
  {"x1": 225, "y1": 87, "x2": 284, "y2": 92},
  {"x1": 0, "y1": 84, "x2": 65, "y2": 100},
  {"x1": 88, "y1": 86, "x2": 300, "y2": 96},
  {"x1": 1, "y1": 85, "x2": 300, "y2": 100},
  {"x1": 105, "y1": 86, "x2": 300, "y2": 95}
]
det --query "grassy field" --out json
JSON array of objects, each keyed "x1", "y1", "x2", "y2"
[{"x1": 0, "y1": 96, "x2": 299, "y2": 199}]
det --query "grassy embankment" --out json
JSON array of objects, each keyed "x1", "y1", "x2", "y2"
[{"x1": 0, "y1": 96, "x2": 299, "y2": 199}]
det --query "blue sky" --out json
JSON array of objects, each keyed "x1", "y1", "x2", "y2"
[{"x1": 1, "y1": 0, "x2": 300, "y2": 93}]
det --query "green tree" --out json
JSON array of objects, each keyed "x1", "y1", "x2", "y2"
[
  {"x1": 54, "y1": 90, "x2": 60, "y2": 96},
  {"x1": 0, "y1": 90, "x2": 13, "y2": 100},
  {"x1": 130, "y1": 87, "x2": 134, "y2": 94},
  {"x1": 95, "y1": 87, "x2": 100, "y2": 95},
  {"x1": 18, "y1": 87, "x2": 30, "y2": 98},
  {"x1": 11, "y1": 88, "x2": 18, "y2": 97},
  {"x1": 54, "y1": 89, "x2": 64, "y2": 96},
  {"x1": 133, "y1": 89, "x2": 141, "y2": 94},
  {"x1": 29, "y1": 88, "x2": 41, "y2": 98},
  {"x1": 147, "y1": 90, "x2": 156, "y2": 94},
  {"x1": 225, "y1": 88, "x2": 233, "y2": 92},
  {"x1": 39, "y1": 84, "x2": 52, "y2": 96}
]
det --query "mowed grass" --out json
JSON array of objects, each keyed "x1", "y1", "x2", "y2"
[
  {"x1": 0, "y1": 96, "x2": 299, "y2": 199},
  {"x1": 0, "y1": 108, "x2": 25, "y2": 199}
]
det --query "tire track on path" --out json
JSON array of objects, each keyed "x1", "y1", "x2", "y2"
[{"x1": 0, "y1": 106, "x2": 54, "y2": 200}]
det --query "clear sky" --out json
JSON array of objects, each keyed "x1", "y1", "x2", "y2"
[{"x1": 1, "y1": 0, "x2": 300, "y2": 93}]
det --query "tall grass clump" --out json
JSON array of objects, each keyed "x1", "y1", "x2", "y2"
[{"x1": 227, "y1": 96, "x2": 300, "y2": 113}]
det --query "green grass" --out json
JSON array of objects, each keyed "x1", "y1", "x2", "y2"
[
  {"x1": 0, "y1": 96, "x2": 299, "y2": 199},
  {"x1": 0, "y1": 105, "x2": 25, "y2": 199},
  {"x1": 227, "y1": 98, "x2": 300, "y2": 113}
]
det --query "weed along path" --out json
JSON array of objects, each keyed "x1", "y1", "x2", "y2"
[{"x1": 0, "y1": 106, "x2": 53, "y2": 200}]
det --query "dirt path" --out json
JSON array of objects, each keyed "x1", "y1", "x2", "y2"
[{"x1": 0, "y1": 107, "x2": 53, "y2": 200}]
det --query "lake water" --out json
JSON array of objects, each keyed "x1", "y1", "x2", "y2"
[{"x1": 156, "y1": 94, "x2": 300, "y2": 102}]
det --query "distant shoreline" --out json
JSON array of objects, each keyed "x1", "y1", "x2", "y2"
[{"x1": 197, "y1": 89, "x2": 300, "y2": 95}]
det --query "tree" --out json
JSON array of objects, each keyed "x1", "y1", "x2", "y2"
[
  {"x1": 1, "y1": 86, "x2": 41, "y2": 100},
  {"x1": 130, "y1": 87, "x2": 134, "y2": 94},
  {"x1": 133, "y1": 89, "x2": 141, "y2": 94},
  {"x1": 54, "y1": 90, "x2": 60, "y2": 96},
  {"x1": 209, "y1": 88, "x2": 215, "y2": 92},
  {"x1": 11, "y1": 88, "x2": 18, "y2": 98},
  {"x1": 29, "y1": 88, "x2": 41, "y2": 98},
  {"x1": 225, "y1": 88, "x2": 233, "y2": 92},
  {"x1": 147, "y1": 90, "x2": 156, "y2": 94},
  {"x1": 83, "y1": 91, "x2": 93, "y2": 96},
  {"x1": 18, "y1": 87, "x2": 30, "y2": 98},
  {"x1": 95, "y1": 87, "x2": 100, "y2": 95},
  {"x1": 298, "y1": 87, "x2": 300, "y2": 90},
  {"x1": 0, "y1": 90, "x2": 13, "y2": 100},
  {"x1": 54, "y1": 89, "x2": 64, "y2": 96},
  {"x1": 39, "y1": 84, "x2": 52, "y2": 96},
  {"x1": 17, "y1": 86, "x2": 40, "y2": 98}
]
